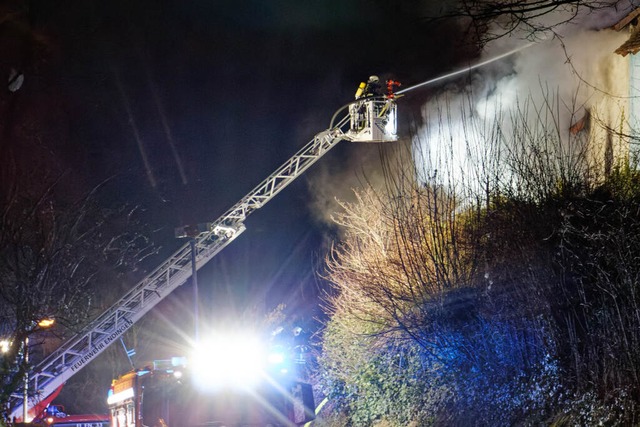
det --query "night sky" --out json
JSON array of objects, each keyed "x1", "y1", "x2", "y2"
[{"x1": 3, "y1": 0, "x2": 469, "y2": 405}]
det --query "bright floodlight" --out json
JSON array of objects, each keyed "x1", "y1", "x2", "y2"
[
  {"x1": 191, "y1": 331, "x2": 266, "y2": 391},
  {"x1": 267, "y1": 350, "x2": 285, "y2": 364}
]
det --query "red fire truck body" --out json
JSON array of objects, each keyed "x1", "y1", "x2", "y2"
[
  {"x1": 34, "y1": 405, "x2": 108, "y2": 427},
  {"x1": 107, "y1": 359, "x2": 314, "y2": 427},
  {"x1": 44, "y1": 414, "x2": 109, "y2": 427}
]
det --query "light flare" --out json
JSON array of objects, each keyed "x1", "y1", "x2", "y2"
[{"x1": 191, "y1": 331, "x2": 267, "y2": 391}]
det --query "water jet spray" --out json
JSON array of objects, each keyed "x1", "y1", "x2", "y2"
[{"x1": 396, "y1": 43, "x2": 533, "y2": 95}]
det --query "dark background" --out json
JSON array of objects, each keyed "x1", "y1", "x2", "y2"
[{"x1": 2, "y1": 0, "x2": 470, "y2": 411}]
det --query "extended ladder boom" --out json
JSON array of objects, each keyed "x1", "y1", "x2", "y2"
[
  {"x1": 8, "y1": 116, "x2": 349, "y2": 419},
  {"x1": 10, "y1": 96, "x2": 398, "y2": 420}
]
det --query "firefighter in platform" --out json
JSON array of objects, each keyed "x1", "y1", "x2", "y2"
[
  {"x1": 354, "y1": 75, "x2": 382, "y2": 99},
  {"x1": 351, "y1": 76, "x2": 379, "y2": 131}
]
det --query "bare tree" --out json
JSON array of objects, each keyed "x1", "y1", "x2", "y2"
[
  {"x1": 319, "y1": 83, "x2": 640, "y2": 423},
  {"x1": 432, "y1": 0, "x2": 634, "y2": 45},
  {"x1": 325, "y1": 169, "x2": 477, "y2": 347},
  {"x1": 0, "y1": 152, "x2": 157, "y2": 414}
]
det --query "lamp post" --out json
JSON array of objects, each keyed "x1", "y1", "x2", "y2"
[
  {"x1": 22, "y1": 337, "x2": 29, "y2": 423},
  {"x1": 175, "y1": 223, "x2": 211, "y2": 343},
  {"x1": 23, "y1": 318, "x2": 55, "y2": 423},
  {"x1": 189, "y1": 238, "x2": 199, "y2": 343}
]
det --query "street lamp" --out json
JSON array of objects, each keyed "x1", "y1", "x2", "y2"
[
  {"x1": 23, "y1": 318, "x2": 55, "y2": 423},
  {"x1": 36, "y1": 319, "x2": 55, "y2": 329}
]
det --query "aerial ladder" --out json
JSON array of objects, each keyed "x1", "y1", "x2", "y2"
[{"x1": 8, "y1": 81, "x2": 400, "y2": 421}]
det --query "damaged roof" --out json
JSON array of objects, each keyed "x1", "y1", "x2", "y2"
[
  {"x1": 616, "y1": 29, "x2": 640, "y2": 56},
  {"x1": 615, "y1": 8, "x2": 640, "y2": 56}
]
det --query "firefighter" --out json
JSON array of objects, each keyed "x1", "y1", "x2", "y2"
[
  {"x1": 351, "y1": 75, "x2": 384, "y2": 133},
  {"x1": 354, "y1": 75, "x2": 382, "y2": 99},
  {"x1": 365, "y1": 75, "x2": 382, "y2": 97}
]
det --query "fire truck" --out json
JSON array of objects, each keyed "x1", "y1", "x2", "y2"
[
  {"x1": 106, "y1": 352, "x2": 314, "y2": 427},
  {"x1": 6, "y1": 80, "x2": 400, "y2": 423},
  {"x1": 28, "y1": 404, "x2": 109, "y2": 427},
  {"x1": 43, "y1": 414, "x2": 109, "y2": 427}
]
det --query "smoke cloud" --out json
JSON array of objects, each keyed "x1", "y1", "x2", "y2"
[
  {"x1": 306, "y1": 142, "x2": 398, "y2": 234},
  {"x1": 306, "y1": 3, "x2": 636, "y2": 230},
  {"x1": 415, "y1": 5, "x2": 631, "y2": 190}
]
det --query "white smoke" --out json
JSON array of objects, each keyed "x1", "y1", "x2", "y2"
[
  {"x1": 414, "y1": 6, "x2": 632, "y2": 192},
  {"x1": 306, "y1": 3, "x2": 636, "y2": 229},
  {"x1": 306, "y1": 142, "x2": 395, "y2": 233}
]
